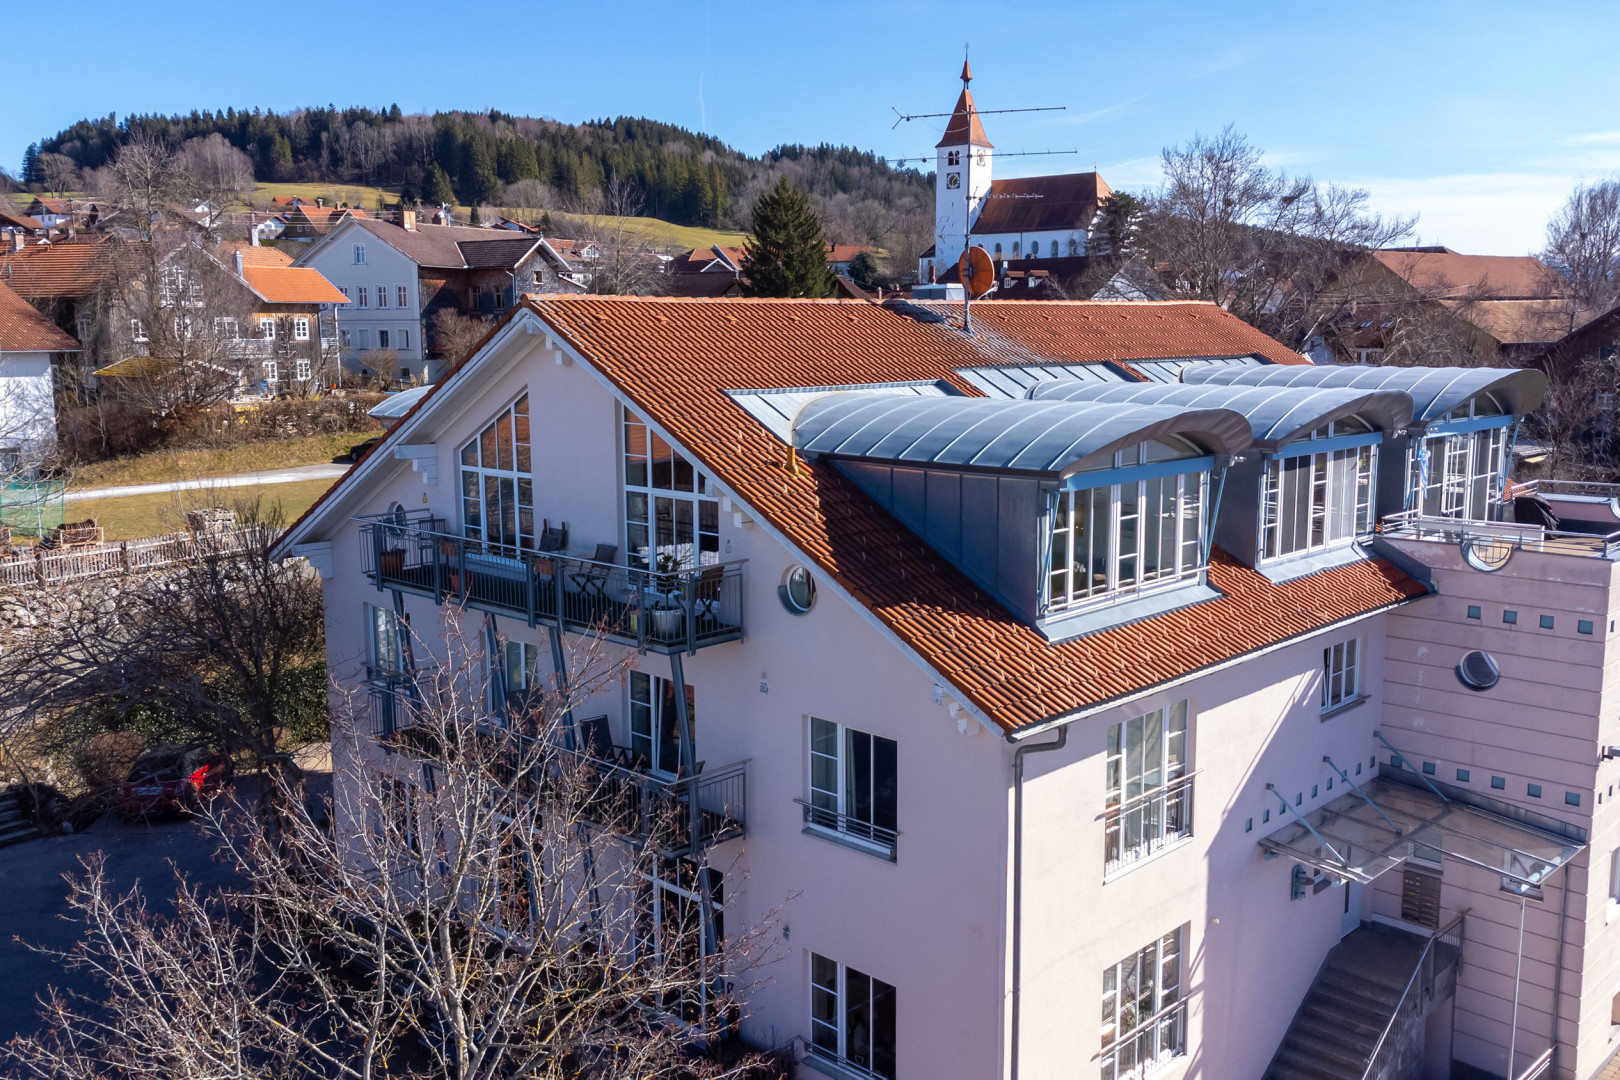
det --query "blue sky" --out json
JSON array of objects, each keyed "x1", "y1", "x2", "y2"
[{"x1": 10, "y1": 0, "x2": 1618, "y2": 255}]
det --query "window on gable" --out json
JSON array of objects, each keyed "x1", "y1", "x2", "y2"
[
  {"x1": 376, "y1": 284, "x2": 388, "y2": 308},
  {"x1": 810, "y1": 953, "x2": 896, "y2": 1080},
  {"x1": 293, "y1": 317, "x2": 310, "y2": 341},
  {"x1": 1105, "y1": 701, "x2": 1192, "y2": 874},
  {"x1": 353, "y1": 243, "x2": 366, "y2": 265},
  {"x1": 1102, "y1": 928, "x2": 1186, "y2": 1078},
  {"x1": 806, "y1": 717, "x2": 898, "y2": 859},
  {"x1": 357, "y1": 285, "x2": 369, "y2": 308},
  {"x1": 1262, "y1": 417, "x2": 1377, "y2": 560},
  {"x1": 397, "y1": 285, "x2": 409, "y2": 308},
  {"x1": 1047, "y1": 438, "x2": 1208, "y2": 614},
  {"x1": 622, "y1": 407, "x2": 718, "y2": 571},
  {"x1": 459, "y1": 394, "x2": 533, "y2": 554}
]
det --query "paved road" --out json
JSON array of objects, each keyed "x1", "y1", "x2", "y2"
[{"x1": 65, "y1": 463, "x2": 350, "y2": 502}]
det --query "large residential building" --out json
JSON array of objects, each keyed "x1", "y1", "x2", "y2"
[
  {"x1": 294, "y1": 212, "x2": 574, "y2": 382},
  {"x1": 281, "y1": 293, "x2": 1620, "y2": 1080},
  {"x1": 917, "y1": 63, "x2": 1112, "y2": 285}
]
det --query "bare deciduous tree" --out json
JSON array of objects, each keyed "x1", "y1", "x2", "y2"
[
  {"x1": 35, "y1": 153, "x2": 80, "y2": 198},
  {"x1": 431, "y1": 309, "x2": 491, "y2": 367},
  {"x1": 6, "y1": 611, "x2": 785, "y2": 1080},
  {"x1": 1543, "y1": 177, "x2": 1620, "y2": 316},
  {"x1": 578, "y1": 177, "x2": 662, "y2": 296},
  {"x1": 359, "y1": 347, "x2": 401, "y2": 386},
  {"x1": 177, "y1": 134, "x2": 255, "y2": 207}
]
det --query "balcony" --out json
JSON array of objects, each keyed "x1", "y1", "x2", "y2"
[
  {"x1": 357, "y1": 514, "x2": 745, "y2": 655},
  {"x1": 1381, "y1": 479, "x2": 1620, "y2": 562},
  {"x1": 364, "y1": 674, "x2": 746, "y2": 858}
]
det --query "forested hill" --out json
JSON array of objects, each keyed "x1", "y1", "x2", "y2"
[{"x1": 25, "y1": 107, "x2": 932, "y2": 230}]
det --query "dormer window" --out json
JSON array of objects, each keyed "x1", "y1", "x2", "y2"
[
  {"x1": 1261, "y1": 416, "x2": 1378, "y2": 562},
  {"x1": 1047, "y1": 438, "x2": 1208, "y2": 613},
  {"x1": 1414, "y1": 392, "x2": 1512, "y2": 521}
]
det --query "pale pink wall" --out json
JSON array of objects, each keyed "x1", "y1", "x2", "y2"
[
  {"x1": 1381, "y1": 537, "x2": 1620, "y2": 1080},
  {"x1": 1014, "y1": 619, "x2": 1390, "y2": 1080}
]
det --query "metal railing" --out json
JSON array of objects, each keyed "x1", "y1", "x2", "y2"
[
  {"x1": 1512, "y1": 1048, "x2": 1554, "y2": 1080},
  {"x1": 796, "y1": 799, "x2": 900, "y2": 861},
  {"x1": 358, "y1": 517, "x2": 746, "y2": 654},
  {"x1": 1381, "y1": 509, "x2": 1620, "y2": 560},
  {"x1": 1100, "y1": 997, "x2": 1187, "y2": 1080},
  {"x1": 1104, "y1": 773, "x2": 1195, "y2": 876},
  {"x1": 1360, "y1": 909, "x2": 1467, "y2": 1080}
]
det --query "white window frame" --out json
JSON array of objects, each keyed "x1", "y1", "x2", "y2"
[
  {"x1": 340, "y1": 328, "x2": 351, "y2": 348},
  {"x1": 259, "y1": 317, "x2": 275, "y2": 340},
  {"x1": 1101, "y1": 928, "x2": 1186, "y2": 1080},
  {"x1": 1260, "y1": 420, "x2": 1378, "y2": 562},
  {"x1": 1046, "y1": 443, "x2": 1209, "y2": 615},
  {"x1": 809, "y1": 953, "x2": 897, "y2": 1080},
  {"x1": 212, "y1": 316, "x2": 238, "y2": 339},
  {"x1": 365, "y1": 602, "x2": 402, "y2": 673},
  {"x1": 622, "y1": 406, "x2": 719, "y2": 571},
  {"x1": 1322, "y1": 637, "x2": 1362, "y2": 713},
  {"x1": 262, "y1": 360, "x2": 277, "y2": 384},
  {"x1": 807, "y1": 717, "x2": 898, "y2": 858},
  {"x1": 378, "y1": 329, "x2": 390, "y2": 350},
  {"x1": 1415, "y1": 424, "x2": 1509, "y2": 521},
  {"x1": 1105, "y1": 701, "x2": 1192, "y2": 875},
  {"x1": 629, "y1": 671, "x2": 693, "y2": 777},
  {"x1": 353, "y1": 243, "x2": 366, "y2": 265},
  {"x1": 376, "y1": 283, "x2": 388, "y2": 308},
  {"x1": 399, "y1": 328, "x2": 409, "y2": 351},
  {"x1": 130, "y1": 318, "x2": 147, "y2": 343},
  {"x1": 295, "y1": 358, "x2": 311, "y2": 382},
  {"x1": 459, "y1": 393, "x2": 533, "y2": 554},
  {"x1": 293, "y1": 316, "x2": 310, "y2": 341},
  {"x1": 397, "y1": 284, "x2": 409, "y2": 308}
]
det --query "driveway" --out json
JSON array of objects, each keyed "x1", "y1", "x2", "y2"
[{"x1": 64, "y1": 463, "x2": 350, "y2": 503}]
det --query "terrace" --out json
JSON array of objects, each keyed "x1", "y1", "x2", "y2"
[
  {"x1": 356, "y1": 510, "x2": 745, "y2": 655},
  {"x1": 1379, "y1": 479, "x2": 1620, "y2": 562}
]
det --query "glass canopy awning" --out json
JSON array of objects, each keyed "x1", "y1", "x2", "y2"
[{"x1": 1258, "y1": 776, "x2": 1583, "y2": 889}]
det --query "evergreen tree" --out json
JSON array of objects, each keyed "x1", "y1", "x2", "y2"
[
  {"x1": 741, "y1": 176, "x2": 835, "y2": 298},
  {"x1": 425, "y1": 162, "x2": 455, "y2": 206},
  {"x1": 469, "y1": 204, "x2": 482, "y2": 226},
  {"x1": 21, "y1": 143, "x2": 39, "y2": 185},
  {"x1": 847, "y1": 250, "x2": 881, "y2": 290},
  {"x1": 537, "y1": 210, "x2": 554, "y2": 235}
]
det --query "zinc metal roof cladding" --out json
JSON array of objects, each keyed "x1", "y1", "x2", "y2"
[
  {"x1": 956, "y1": 361, "x2": 1128, "y2": 398},
  {"x1": 0, "y1": 281, "x2": 81, "y2": 352},
  {"x1": 793, "y1": 393, "x2": 1252, "y2": 475},
  {"x1": 1129, "y1": 356, "x2": 1264, "y2": 384},
  {"x1": 282, "y1": 295, "x2": 1426, "y2": 733},
  {"x1": 1180, "y1": 363, "x2": 1546, "y2": 424},
  {"x1": 1024, "y1": 381, "x2": 1414, "y2": 450}
]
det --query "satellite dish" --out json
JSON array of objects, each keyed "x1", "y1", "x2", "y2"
[{"x1": 958, "y1": 245, "x2": 996, "y2": 299}]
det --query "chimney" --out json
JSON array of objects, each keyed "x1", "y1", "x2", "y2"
[
  {"x1": 233, "y1": 249, "x2": 245, "y2": 277},
  {"x1": 401, "y1": 209, "x2": 416, "y2": 232},
  {"x1": 316, "y1": 197, "x2": 325, "y2": 209},
  {"x1": 9, "y1": 231, "x2": 23, "y2": 254}
]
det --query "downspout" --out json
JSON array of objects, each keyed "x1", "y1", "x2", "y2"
[
  {"x1": 1008, "y1": 725, "x2": 1067, "y2": 1080},
  {"x1": 1550, "y1": 860, "x2": 1571, "y2": 1074}
]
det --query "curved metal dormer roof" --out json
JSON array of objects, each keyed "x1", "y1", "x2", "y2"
[
  {"x1": 1023, "y1": 380, "x2": 1414, "y2": 451},
  {"x1": 1178, "y1": 364, "x2": 1546, "y2": 424},
  {"x1": 791, "y1": 391, "x2": 1252, "y2": 479}
]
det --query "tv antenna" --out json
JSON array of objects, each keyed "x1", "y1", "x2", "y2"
[{"x1": 890, "y1": 56, "x2": 1074, "y2": 332}]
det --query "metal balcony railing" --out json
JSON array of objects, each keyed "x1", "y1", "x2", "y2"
[
  {"x1": 1381, "y1": 508, "x2": 1620, "y2": 560},
  {"x1": 1104, "y1": 772, "x2": 1195, "y2": 876},
  {"x1": 796, "y1": 799, "x2": 899, "y2": 861},
  {"x1": 1100, "y1": 997, "x2": 1187, "y2": 1080},
  {"x1": 357, "y1": 516, "x2": 745, "y2": 655}
]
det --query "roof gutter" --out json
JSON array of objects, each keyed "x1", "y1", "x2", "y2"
[{"x1": 1001, "y1": 592, "x2": 1427, "y2": 745}]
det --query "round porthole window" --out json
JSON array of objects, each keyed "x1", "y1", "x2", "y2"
[
  {"x1": 1456, "y1": 650, "x2": 1500, "y2": 692},
  {"x1": 1460, "y1": 535, "x2": 1514, "y2": 573},
  {"x1": 779, "y1": 565, "x2": 816, "y2": 615}
]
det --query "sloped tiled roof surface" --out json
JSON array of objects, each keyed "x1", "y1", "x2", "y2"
[
  {"x1": 0, "y1": 237, "x2": 118, "y2": 299},
  {"x1": 461, "y1": 237, "x2": 544, "y2": 269},
  {"x1": 1440, "y1": 298, "x2": 1583, "y2": 345},
  {"x1": 221, "y1": 241, "x2": 295, "y2": 268},
  {"x1": 520, "y1": 296, "x2": 1422, "y2": 731},
  {"x1": 347, "y1": 218, "x2": 537, "y2": 270},
  {"x1": 0, "y1": 280, "x2": 81, "y2": 352},
  {"x1": 1372, "y1": 248, "x2": 1565, "y2": 299},
  {"x1": 971, "y1": 173, "x2": 1112, "y2": 235},
  {"x1": 242, "y1": 265, "x2": 350, "y2": 304},
  {"x1": 936, "y1": 85, "x2": 993, "y2": 148}
]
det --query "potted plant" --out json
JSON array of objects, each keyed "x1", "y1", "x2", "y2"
[
  {"x1": 379, "y1": 546, "x2": 406, "y2": 577},
  {"x1": 650, "y1": 551, "x2": 685, "y2": 639}
]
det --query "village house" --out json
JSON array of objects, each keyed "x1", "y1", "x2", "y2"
[
  {"x1": 277, "y1": 287, "x2": 1620, "y2": 1080},
  {"x1": 0, "y1": 280, "x2": 78, "y2": 473},
  {"x1": 294, "y1": 212, "x2": 581, "y2": 381}
]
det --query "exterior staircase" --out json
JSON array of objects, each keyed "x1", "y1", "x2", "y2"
[
  {"x1": 1264, "y1": 921, "x2": 1457, "y2": 1080},
  {"x1": 0, "y1": 789, "x2": 42, "y2": 848}
]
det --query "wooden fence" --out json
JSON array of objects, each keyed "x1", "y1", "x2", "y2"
[{"x1": 0, "y1": 527, "x2": 269, "y2": 589}]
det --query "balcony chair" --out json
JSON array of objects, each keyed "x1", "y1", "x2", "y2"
[
  {"x1": 691, "y1": 564, "x2": 725, "y2": 623},
  {"x1": 576, "y1": 714, "x2": 623, "y2": 765},
  {"x1": 569, "y1": 543, "x2": 618, "y2": 599},
  {"x1": 531, "y1": 520, "x2": 568, "y2": 578}
]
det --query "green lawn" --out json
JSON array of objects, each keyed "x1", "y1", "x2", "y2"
[
  {"x1": 72, "y1": 477, "x2": 339, "y2": 540},
  {"x1": 70, "y1": 432, "x2": 381, "y2": 491}
]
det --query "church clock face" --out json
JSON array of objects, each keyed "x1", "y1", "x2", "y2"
[
  {"x1": 946, "y1": 172, "x2": 961, "y2": 189},
  {"x1": 975, "y1": 150, "x2": 988, "y2": 166}
]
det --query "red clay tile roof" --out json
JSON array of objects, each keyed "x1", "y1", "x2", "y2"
[
  {"x1": 220, "y1": 241, "x2": 295, "y2": 268},
  {"x1": 0, "y1": 212, "x2": 42, "y2": 231},
  {"x1": 826, "y1": 244, "x2": 872, "y2": 263},
  {"x1": 284, "y1": 295, "x2": 1421, "y2": 732},
  {"x1": 1371, "y1": 248, "x2": 1564, "y2": 299},
  {"x1": 936, "y1": 85, "x2": 993, "y2": 149},
  {"x1": 1439, "y1": 297, "x2": 1584, "y2": 345},
  {"x1": 0, "y1": 280, "x2": 81, "y2": 352},
  {"x1": 241, "y1": 265, "x2": 350, "y2": 304},
  {"x1": 0, "y1": 237, "x2": 117, "y2": 299},
  {"x1": 971, "y1": 173, "x2": 1112, "y2": 235}
]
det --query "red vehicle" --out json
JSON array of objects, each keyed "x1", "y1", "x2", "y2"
[{"x1": 114, "y1": 746, "x2": 233, "y2": 819}]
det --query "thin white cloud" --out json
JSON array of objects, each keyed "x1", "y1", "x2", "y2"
[
  {"x1": 1348, "y1": 171, "x2": 1570, "y2": 256},
  {"x1": 1563, "y1": 131, "x2": 1620, "y2": 146}
]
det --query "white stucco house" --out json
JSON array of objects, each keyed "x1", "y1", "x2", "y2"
[
  {"x1": 0, "y1": 279, "x2": 76, "y2": 474},
  {"x1": 279, "y1": 292, "x2": 1620, "y2": 1080}
]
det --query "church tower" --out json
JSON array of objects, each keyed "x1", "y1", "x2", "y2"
[{"x1": 932, "y1": 59, "x2": 994, "y2": 276}]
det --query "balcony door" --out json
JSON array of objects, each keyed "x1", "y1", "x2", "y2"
[
  {"x1": 459, "y1": 394, "x2": 533, "y2": 556},
  {"x1": 630, "y1": 672, "x2": 694, "y2": 777}
]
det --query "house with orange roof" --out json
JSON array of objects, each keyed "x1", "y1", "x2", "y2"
[
  {"x1": 273, "y1": 289, "x2": 1620, "y2": 1080},
  {"x1": 0, "y1": 279, "x2": 79, "y2": 472}
]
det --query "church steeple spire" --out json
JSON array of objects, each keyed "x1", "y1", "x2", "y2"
[{"x1": 935, "y1": 61, "x2": 994, "y2": 149}]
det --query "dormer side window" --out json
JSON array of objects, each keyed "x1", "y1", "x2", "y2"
[
  {"x1": 1261, "y1": 416, "x2": 1379, "y2": 562},
  {"x1": 1046, "y1": 437, "x2": 1209, "y2": 614},
  {"x1": 1412, "y1": 392, "x2": 1512, "y2": 522}
]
